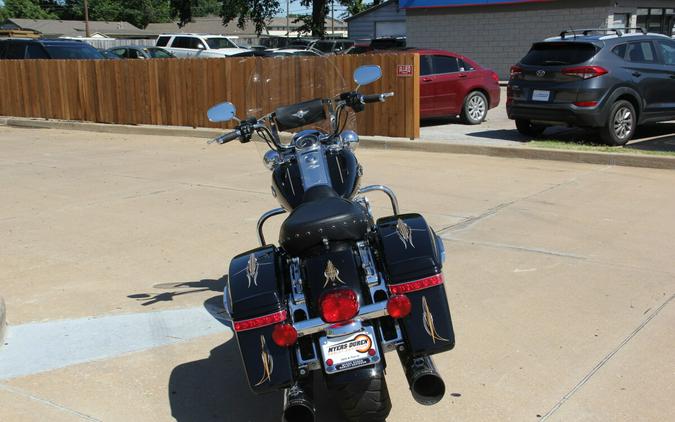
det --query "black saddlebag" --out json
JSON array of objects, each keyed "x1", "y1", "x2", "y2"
[
  {"x1": 228, "y1": 245, "x2": 295, "y2": 393},
  {"x1": 376, "y1": 214, "x2": 455, "y2": 356}
]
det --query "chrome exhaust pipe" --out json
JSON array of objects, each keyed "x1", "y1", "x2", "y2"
[
  {"x1": 399, "y1": 352, "x2": 446, "y2": 406},
  {"x1": 282, "y1": 381, "x2": 315, "y2": 422}
]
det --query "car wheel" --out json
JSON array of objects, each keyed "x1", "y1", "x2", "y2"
[
  {"x1": 600, "y1": 100, "x2": 636, "y2": 146},
  {"x1": 515, "y1": 119, "x2": 547, "y2": 137},
  {"x1": 461, "y1": 91, "x2": 488, "y2": 125}
]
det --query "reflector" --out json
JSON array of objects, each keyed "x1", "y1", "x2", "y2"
[
  {"x1": 387, "y1": 294, "x2": 412, "y2": 319},
  {"x1": 319, "y1": 288, "x2": 359, "y2": 323},
  {"x1": 389, "y1": 274, "x2": 444, "y2": 295},
  {"x1": 272, "y1": 323, "x2": 298, "y2": 347}
]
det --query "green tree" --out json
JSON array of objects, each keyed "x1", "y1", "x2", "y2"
[
  {"x1": 61, "y1": 0, "x2": 171, "y2": 28},
  {"x1": 0, "y1": 6, "x2": 9, "y2": 21},
  {"x1": 193, "y1": 0, "x2": 220, "y2": 17},
  {"x1": 2, "y1": 0, "x2": 57, "y2": 19}
]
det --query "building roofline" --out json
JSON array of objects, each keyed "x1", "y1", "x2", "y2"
[{"x1": 345, "y1": 0, "x2": 398, "y2": 22}]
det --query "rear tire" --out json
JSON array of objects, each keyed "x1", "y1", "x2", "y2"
[
  {"x1": 461, "y1": 91, "x2": 488, "y2": 125},
  {"x1": 600, "y1": 100, "x2": 636, "y2": 146},
  {"x1": 332, "y1": 371, "x2": 392, "y2": 422},
  {"x1": 515, "y1": 119, "x2": 547, "y2": 137}
]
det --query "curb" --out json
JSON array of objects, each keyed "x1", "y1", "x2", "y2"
[
  {"x1": 0, "y1": 297, "x2": 6, "y2": 347},
  {"x1": 2, "y1": 117, "x2": 675, "y2": 171}
]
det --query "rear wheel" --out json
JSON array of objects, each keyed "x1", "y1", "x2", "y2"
[
  {"x1": 461, "y1": 91, "x2": 488, "y2": 125},
  {"x1": 600, "y1": 100, "x2": 636, "y2": 146},
  {"x1": 332, "y1": 371, "x2": 392, "y2": 422},
  {"x1": 515, "y1": 119, "x2": 547, "y2": 137}
]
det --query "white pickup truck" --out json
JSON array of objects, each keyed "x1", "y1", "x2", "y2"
[{"x1": 155, "y1": 34, "x2": 249, "y2": 57}]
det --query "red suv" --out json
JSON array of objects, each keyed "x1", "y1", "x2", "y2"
[{"x1": 418, "y1": 49, "x2": 501, "y2": 123}]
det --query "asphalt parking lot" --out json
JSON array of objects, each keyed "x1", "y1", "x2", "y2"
[{"x1": 1, "y1": 126, "x2": 674, "y2": 422}]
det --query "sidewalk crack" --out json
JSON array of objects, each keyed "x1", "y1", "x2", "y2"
[
  {"x1": 539, "y1": 293, "x2": 675, "y2": 421},
  {"x1": 0, "y1": 383, "x2": 102, "y2": 421}
]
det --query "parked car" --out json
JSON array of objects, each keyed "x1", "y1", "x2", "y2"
[
  {"x1": 417, "y1": 49, "x2": 500, "y2": 124},
  {"x1": 99, "y1": 49, "x2": 122, "y2": 59},
  {"x1": 104, "y1": 46, "x2": 175, "y2": 59},
  {"x1": 308, "y1": 39, "x2": 355, "y2": 54},
  {"x1": 155, "y1": 34, "x2": 249, "y2": 57},
  {"x1": 0, "y1": 39, "x2": 104, "y2": 60},
  {"x1": 507, "y1": 28, "x2": 675, "y2": 145},
  {"x1": 268, "y1": 48, "x2": 322, "y2": 57}
]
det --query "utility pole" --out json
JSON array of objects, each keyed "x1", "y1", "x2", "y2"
[
  {"x1": 286, "y1": 0, "x2": 290, "y2": 38},
  {"x1": 331, "y1": 0, "x2": 335, "y2": 36},
  {"x1": 83, "y1": 0, "x2": 91, "y2": 37}
]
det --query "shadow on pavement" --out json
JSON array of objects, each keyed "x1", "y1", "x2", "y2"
[
  {"x1": 627, "y1": 123, "x2": 675, "y2": 152},
  {"x1": 421, "y1": 116, "x2": 463, "y2": 127},
  {"x1": 127, "y1": 276, "x2": 228, "y2": 306}
]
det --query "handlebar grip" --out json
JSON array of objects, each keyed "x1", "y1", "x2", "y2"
[
  {"x1": 360, "y1": 92, "x2": 395, "y2": 104},
  {"x1": 211, "y1": 130, "x2": 241, "y2": 144}
]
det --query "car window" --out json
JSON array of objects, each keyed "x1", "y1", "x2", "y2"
[
  {"x1": 458, "y1": 58, "x2": 474, "y2": 71},
  {"x1": 156, "y1": 36, "x2": 171, "y2": 47},
  {"x1": 657, "y1": 39, "x2": 675, "y2": 65},
  {"x1": 612, "y1": 44, "x2": 628, "y2": 59},
  {"x1": 109, "y1": 48, "x2": 125, "y2": 58},
  {"x1": 205, "y1": 37, "x2": 237, "y2": 49},
  {"x1": 148, "y1": 48, "x2": 172, "y2": 58},
  {"x1": 521, "y1": 42, "x2": 598, "y2": 66},
  {"x1": 26, "y1": 44, "x2": 49, "y2": 59},
  {"x1": 625, "y1": 41, "x2": 657, "y2": 63},
  {"x1": 420, "y1": 55, "x2": 432, "y2": 76},
  {"x1": 44, "y1": 45, "x2": 104, "y2": 59},
  {"x1": 313, "y1": 41, "x2": 335, "y2": 53},
  {"x1": 171, "y1": 37, "x2": 194, "y2": 49},
  {"x1": 127, "y1": 49, "x2": 144, "y2": 59},
  {"x1": 6, "y1": 43, "x2": 26, "y2": 59},
  {"x1": 431, "y1": 55, "x2": 459, "y2": 74}
]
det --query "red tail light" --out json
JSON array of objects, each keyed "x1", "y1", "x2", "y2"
[
  {"x1": 574, "y1": 101, "x2": 599, "y2": 107},
  {"x1": 387, "y1": 294, "x2": 412, "y2": 319},
  {"x1": 272, "y1": 323, "x2": 298, "y2": 347},
  {"x1": 491, "y1": 71, "x2": 499, "y2": 82},
  {"x1": 319, "y1": 288, "x2": 359, "y2": 323},
  {"x1": 510, "y1": 65, "x2": 523, "y2": 78},
  {"x1": 562, "y1": 66, "x2": 608, "y2": 79},
  {"x1": 389, "y1": 274, "x2": 444, "y2": 295},
  {"x1": 234, "y1": 310, "x2": 287, "y2": 332}
]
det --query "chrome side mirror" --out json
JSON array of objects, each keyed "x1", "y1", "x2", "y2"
[
  {"x1": 353, "y1": 65, "x2": 382, "y2": 87},
  {"x1": 207, "y1": 102, "x2": 236, "y2": 123}
]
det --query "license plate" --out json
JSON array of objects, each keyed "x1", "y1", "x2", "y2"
[
  {"x1": 532, "y1": 90, "x2": 551, "y2": 102},
  {"x1": 319, "y1": 326, "x2": 381, "y2": 374}
]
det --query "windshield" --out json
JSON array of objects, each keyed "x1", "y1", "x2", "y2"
[
  {"x1": 245, "y1": 56, "x2": 356, "y2": 143},
  {"x1": 521, "y1": 42, "x2": 598, "y2": 66},
  {"x1": 205, "y1": 37, "x2": 238, "y2": 49},
  {"x1": 147, "y1": 48, "x2": 173, "y2": 58},
  {"x1": 45, "y1": 45, "x2": 104, "y2": 59}
]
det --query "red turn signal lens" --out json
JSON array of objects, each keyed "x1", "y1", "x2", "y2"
[
  {"x1": 272, "y1": 323, "x2": 298, "y2": 347},
  {"x1": 562, "y1": 66, "x2": 608, "y2": 79},
  {"x1": 510, "y1": 65, "x2": 523, "y2": 78},
  {"x1": 234, "y1": 310, "x2": 287, "y2": 332},
  {"x1": 319, "y1": 288, "x2": 359, "y2": 323},
  {"x1": 389, "y1": 274, "x2": 444, "y2": 295},
  {"x1": 387, "y1": 294, "x2": 412, "y2": 319}
]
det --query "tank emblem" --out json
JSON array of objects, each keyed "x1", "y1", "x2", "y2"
[
  {"x1": 246, "y1": 254, "x2": 259, "y2": 288},
  {"x1": 422, "y1": 296, "x2": 448, "y2": 344},
  {"x1": 396, "y1": 218, "x2": 415, "y2": 249},
  {"x1": 254, "y1": 335, "x2": 274, "y2": 386},
  {"x1": 323, "y1": 260, "x2": 345, "y2": 288}
]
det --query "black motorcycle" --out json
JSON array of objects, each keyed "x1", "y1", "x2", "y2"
[{"x1": 208, "y1": 62, "x2": 455, "y2": 422}]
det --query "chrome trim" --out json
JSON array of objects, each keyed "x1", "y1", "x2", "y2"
[
  {"x1": 358, "y1": 185, "x2": 400, "y2": 215},
  {"x1": 289, "y1": 257, "x2": 306, "y2": 306},
  {"x1": 294, "y1": 301, "x2": 389, "y2": 338},
  {"x1": 295, "y1": 342, "x2": 320, "y2": 372},
  {"x1": 326, "y1": 320, "x2": 363, "y2": 338},
  {"x1": 356, "y1": 241, "x2": 379, "y2": 287},
  {"x1": 256, "y1": 208, "x2": 286, "y2": 246},
  {"x1": 380, "y1": 320, "x2": 404, "y2": 353}
]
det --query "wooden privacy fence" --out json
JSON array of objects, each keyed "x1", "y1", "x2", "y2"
[{"x1": 0, "y1": 54, "x2": 420, "y2": 138}]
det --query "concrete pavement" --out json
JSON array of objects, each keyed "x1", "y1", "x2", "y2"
[{"x1": 0, "y1": 126, "x2": 673, "y2": 421}]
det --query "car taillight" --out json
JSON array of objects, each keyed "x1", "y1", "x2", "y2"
[
  {"x1": 562, "y1": 66, "x2": 608, "y2": 79},
  {"x1": 387, "y1": 294, "x2": 412, "y2": 319},
  {"x1": 510, "y1": 65, "x2": 523, "y2": 78},
  {"x1": 574, "y1": 101, "x2": 599, "y2": 107},
  {"x1": 389, "y1": 274, "x2": 444, "y2": 295},
  {"x1": 272, "y1": 323, "x2": 298, "y2": 347},
  {"x1": 319, "y1": 288, "x2": 359, "y2": 323},
  {"x1": 234, "y1": 310, "x2": 287, "y2": 332},
  {"x1": 491, "y1": 71, "x2": 499, "y2": 82}
]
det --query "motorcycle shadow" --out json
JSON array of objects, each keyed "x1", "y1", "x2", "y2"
[{"x1": 166, "y1": 294, "x2": 344, "y2": 422}]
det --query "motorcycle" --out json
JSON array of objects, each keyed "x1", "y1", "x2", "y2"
[{"x1": 208, "y1": 61, "x2": 455, "y2": 422}]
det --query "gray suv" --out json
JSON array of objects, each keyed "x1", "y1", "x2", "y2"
[{"x1": 507, "y1": 29, "x2": 675, "y2": 145}]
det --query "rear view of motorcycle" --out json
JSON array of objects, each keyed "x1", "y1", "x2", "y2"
[{"x1": 208, "y1": 58, "x2": 455, "y2": 422}]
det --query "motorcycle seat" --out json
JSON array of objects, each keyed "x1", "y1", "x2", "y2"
[{"x1": 279, "y1": 185, "x2": 370, "y2": 255}]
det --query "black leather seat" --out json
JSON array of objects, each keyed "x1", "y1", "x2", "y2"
[{"x1": 279, "y1": 186, "x2": 370, "y2": 255}]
